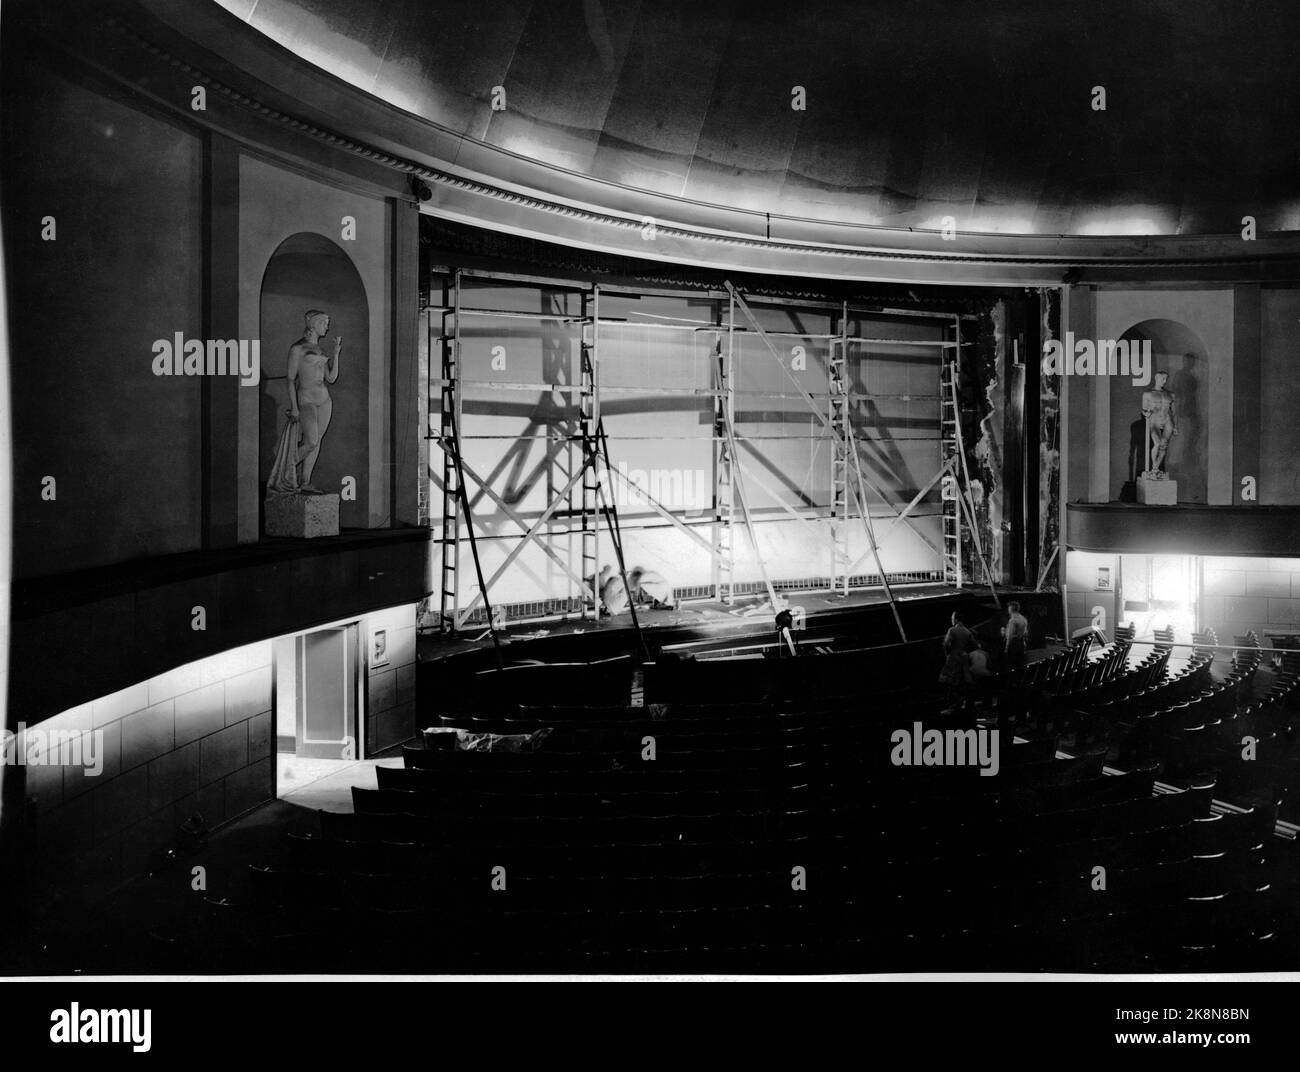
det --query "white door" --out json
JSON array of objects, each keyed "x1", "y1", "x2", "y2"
[{"x1": 296, "y1": 624, "x2": 360, "y2": 760}]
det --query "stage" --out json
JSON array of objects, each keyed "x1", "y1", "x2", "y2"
[{"x1": 416, "y1": 582, "x2": 1064, "y2": 681}]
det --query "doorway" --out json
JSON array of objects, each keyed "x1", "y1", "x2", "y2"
[
  {"x1": 1119, "y1": 553, "x2": 1198, "y2": 646},
  {"x1": 274, "y1": 623, "x2": 364, "y2": 799}
]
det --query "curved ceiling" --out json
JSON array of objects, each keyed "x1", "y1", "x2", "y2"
[{"x1": 213, "y1": 0, "x2": 1300, "y2": 238}]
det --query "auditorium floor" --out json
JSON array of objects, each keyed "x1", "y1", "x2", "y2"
[
  {"x1": 6, "y1": 645, "x2": 1294, "y2": 977},
  {"x1": 2, "y1": 754, "x2": 407, "y2": 976},
  {"x1": 277, "y1": 754, "x2": 403, "y2": 812}
]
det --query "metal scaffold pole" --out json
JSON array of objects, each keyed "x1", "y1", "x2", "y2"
[
  {"x1": 829, "y1": 302, "x2": 850, "y2": 595},
  {"x1": 593, "y1": 420, "x2": 649, "y2": 662}
]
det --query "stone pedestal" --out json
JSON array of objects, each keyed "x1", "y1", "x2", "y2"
[
  {"x1": 265, "y1": 492, "x2": 340, "y2": 538},
  {"x1": 1137, "y1": 477, "x2": 1178, "y2": 505}
]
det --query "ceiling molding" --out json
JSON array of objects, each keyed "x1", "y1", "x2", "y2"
[{"x1": 56, "y1": 0, "x2": 1300, "y2": 285}]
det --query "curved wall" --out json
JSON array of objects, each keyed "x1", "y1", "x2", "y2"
[
  {"x1": 211, "y1": 0, "x2": 1300, "y2": 238},
  {"x1": 104, "y1": 0, "x2": 1300, "y2": 284}
]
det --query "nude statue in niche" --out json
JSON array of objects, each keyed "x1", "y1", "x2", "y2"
[
  {"x1": 269, "y1": 309, "x2": 342, "y2": 494},
  {"x1": 1140, "y1": 369, "x2": 1176, "y2": 478}
]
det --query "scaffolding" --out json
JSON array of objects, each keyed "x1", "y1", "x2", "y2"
[{"x1": 427, "y1": 270, "x2": 994, "y2": 633}]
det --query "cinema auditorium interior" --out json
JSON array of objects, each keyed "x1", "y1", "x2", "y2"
[{"x1": 3, "y1": 0, "x2": 1300, "y2": 977}]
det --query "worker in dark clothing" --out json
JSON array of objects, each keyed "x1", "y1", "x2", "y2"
[
  {"x1": 774, "y1": 608, "x2": 799, "y2": 657},
  {"x1": 1003, "y1": 601, "x2": 1030, "y2": 673},
  {"x1": 940, "y1": 611, "x2": 974, "y2": 714}
]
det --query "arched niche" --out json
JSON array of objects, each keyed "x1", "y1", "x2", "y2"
[
  {"x1": 259, "y1": 233, "x2": 369, "y2": 532},
  {"x1": 1109, "y1": 317, "x2": 1209, "y2": 504}
]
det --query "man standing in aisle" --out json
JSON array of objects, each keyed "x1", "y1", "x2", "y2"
[
  {"x1": 940, "y1": 610, "x2": 974, "y2": 714},
  {"x1": 1003, "y1": 601, "x2": 1030, "y2": 673}
]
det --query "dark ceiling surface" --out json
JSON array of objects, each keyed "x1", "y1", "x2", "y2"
[{"x1": 213, "y1": 0, "x2": 1300, "y2": 237}]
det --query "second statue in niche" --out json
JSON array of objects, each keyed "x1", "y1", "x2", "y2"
[
  {"x1": 266, "y1": 308, "x2": 343, "y2": 536},
  {"x1": 1137, "y1": 368, "x2": 1178, "y2": 505}
]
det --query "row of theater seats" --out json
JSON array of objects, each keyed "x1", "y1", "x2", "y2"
[
  {"x1": 226, "y1": 620, "x2": 1298, "y2": 973},
  {"x1": 997, "y1": 636, "x2": 1094, "y2": 693},
  {"x1": 241, "y1": 740, "x2": 1284, "y2": 971},
  {"x1": 989, "y1": 638, "x2": 1165, "y2": 729},
  {"x1": 1063, "y1": 651, "x2": 1211, "y2": 742},
  {"x1": 241, "y1": 737, "x2": 1290, "y2": 969},
  {"x1": 1127, "y1": 647, "x2": 1298, "y2": 790},
  {"x1": 1020, "y1": 626, "x2": 1300, "y2": 923},
  {"x1": 1049, "y1": 645, "x2": 1168, "y2": 712}
]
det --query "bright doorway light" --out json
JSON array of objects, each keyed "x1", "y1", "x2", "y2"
[{"x1": 1120, "y1": 553, "x2": 1197, "y2": 646}]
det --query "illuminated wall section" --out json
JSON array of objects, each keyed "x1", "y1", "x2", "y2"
[
  {"x1": 361, "y1": 603, "x2": 418, "y2": 755},
  {"x1": 16, "y1": 601, "x2": 419, "y2": 902},
  {"x1": 1199, "y1": 556, "x2": 1300, "y2": 643},
  {"x1": 1064, "y1": 550, "x2": 1119, "y2": 641},
  {"x1": 1066, "y1": 550, "x2": 1300, "y2": 649},
  {"x1": 19, "y1": 640, "x2": 274, "y2": 901}
]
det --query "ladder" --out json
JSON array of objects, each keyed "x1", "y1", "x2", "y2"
[
  {"x1": 712, "y1": 293, "x2": 736, "y2": 603},
  {"x1": 590, "y1": 418, "x2": 649, "y2": 661},
  {"x1": 939, "y1": 320, "x2": 999, "y2": 608},
  {"x1": 939, "y1": 354, "x2": 962, "y2": 588},
  {"x1": 828, "y1": 303, "x2": 850, "y2": 593},
  {"x1": 437, "y1": 272, "x2": 462, "y2": 631},
  {"x1": 417, "y1": 304, "x2": 431, "y2": 529},
  {"x1": 579, "y1": 286, "x2": 600, "y2": 617}
]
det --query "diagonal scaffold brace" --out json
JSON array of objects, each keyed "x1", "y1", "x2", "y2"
[
  {"x1": 724, "y1": 282, "x2": 906, "y2": 641},
  {"x1": 591, "y1": 419, "x2": 650, "y2": 664},
  {"x1": 443, "y1": 402, "x2": 505, "y2": 668}
]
